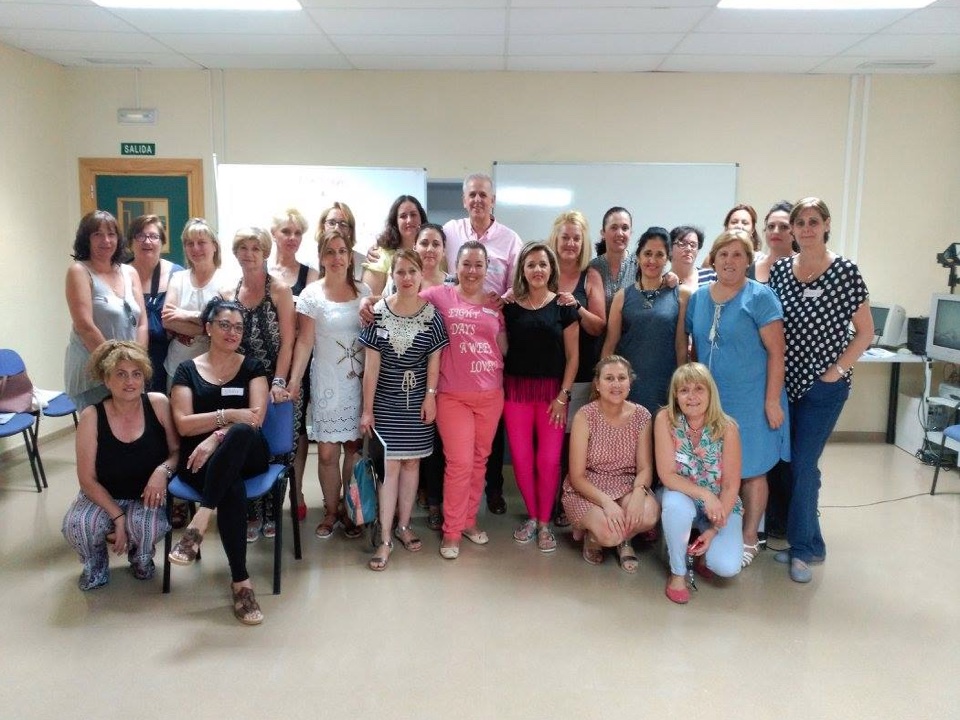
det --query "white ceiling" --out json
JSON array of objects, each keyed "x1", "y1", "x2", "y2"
[{"x1": 0, "y1": 0, "x2": 958, "y2": 74}]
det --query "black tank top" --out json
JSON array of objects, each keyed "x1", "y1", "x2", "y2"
[
  {"x1": 291, "y1": 263, "x2": 311, "y2": 297},
  {"x1": 94, "y1": 395, "x2": 169, "y2": 499}
]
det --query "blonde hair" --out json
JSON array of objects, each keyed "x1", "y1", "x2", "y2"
[
  {"x1": 547, "y1": 210, "x2": 591, "y2": 271},
  {"x1": 664, "y1": 363, "x2": 732, "y2": 441},
  {"x1": 232, "y1": 226, "x2": 272, "y2": 256},
  {"x1": 87, "y1": 340, "x2": 153, "y2": 385},
  {"x1": 271, "y1": 207, "x2": 308, "y2": 234},
  {"x1": 708, "y1": 229, "x2": 755, "y2": 268},
  {"x1": 180, "y1": 218, "x2": 221, "y2": 269}
]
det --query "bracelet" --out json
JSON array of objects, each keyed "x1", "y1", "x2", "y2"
[
  {"x1": 160, "y1": 463, "x2": 174, "y2": 479},
  {"x1": 635, "y1": 485, "x2": 651, "y2": 496},
  {"x1": 426, "y1": 388, "x2": 437, "y2": 394},
  {"x1": 555, "y1": 397, "x2": 567, "y2": 406},
  {"x1": 835, "y1": 362, "x2": 849, "y2": 377},
  {"x1": 214, "y1": 429, "x2": 227, "y2": 444},
  {"x1": 216, "y1": 408, "x2": 226, "y2": 428},
  {"x1": 111, "y1": 512, "x2": 124, "y2": 522},
  {"x1": 561, "y1": 388, "x2": 572, "y2": 399},
  {"x1": 272, "y1": 377, "x2": 287, "y2": 388}
]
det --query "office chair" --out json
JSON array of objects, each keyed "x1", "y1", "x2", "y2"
[
  {"x1": 930, "y1": 424, "x2": 960, "y2": 495},
  {"x1": 0, "y1": 349, "x2": 46, "y2": 491}
]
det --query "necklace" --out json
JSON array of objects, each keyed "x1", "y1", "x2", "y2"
[
  {"x1": 796, "y1": 254, "x2": 827, "y2": 283},
  {"x1": 638, "y1": 278, "x2": 663, "y2": 309},
  {"x1": 527, "y1": 292, "x2": 550, "y2": 310}
]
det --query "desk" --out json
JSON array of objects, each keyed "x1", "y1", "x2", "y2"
[{"x1": 859, "y1": 350, "x2": 927, "y2": 443}]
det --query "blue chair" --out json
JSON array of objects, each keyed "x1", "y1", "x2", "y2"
[
  {"x1": 0, "y1": 349, "x2": 46, "y2": 492},
  {"x1": 162, "y1": 401, "x2": 302, "y2": 595},
  {"x1": 930, "y1": 424, "x2": 960, "y2": 495}
]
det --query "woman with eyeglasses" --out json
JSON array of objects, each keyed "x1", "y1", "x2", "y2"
[
  {"x1": 601, "y1": 227, "x2": 689, "y2": 418},
  {"x1": 669, "y1": 225, "x2": 715, "y2": 294},
  {"x1": 162, "y1": 218, "x2": 228, "y2": 392},
  {"x1": 219, "y1": 226, "x2": 295, "y2": 542},
  {"x1": 267, "y1": 208, "x2": 319, "y2": 522},
  {"x1": 168, "y1": 297, "x2": 271, "y2": 625},
  {"x1": 362, "y1": 195, "x2": 428, "y2": 296},
  {"x1": 127, "y1": 215, "x2": 183, "y2": 392},
  {"x1": 288, "y1": 227, "x2": 371, "y2": 541},
  {"x1": 64, "y1": 210, "x2": 148, "y2": 411},
  {"x1": 683, "y1": 229, "x2": 789, "y2": 570}
]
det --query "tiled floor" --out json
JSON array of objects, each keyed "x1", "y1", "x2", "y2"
[{"x1": 2, "y1": 433, "x2": 958, "y2": 719}]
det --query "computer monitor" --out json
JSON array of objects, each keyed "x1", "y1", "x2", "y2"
[
  {"x1": 870, "y1": 303, "x2": 907, "y2": 347},
  {"x1": 926, "y1": 294, "x2": 960, "y2": 364}
]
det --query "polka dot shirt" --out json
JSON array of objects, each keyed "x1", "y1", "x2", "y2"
[{"x1": 768, "y1": 255, "x2": 869, "y2": 402}]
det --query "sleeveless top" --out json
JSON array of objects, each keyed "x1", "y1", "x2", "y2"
[
  {"x1": 671, "y1": 416, "x2": 743, "y2": 516},
  {"x1": 616, "y1": 284, "x2": 680, "y2": 414},
  {"x1": 572, "y1": 269, "x2": 599, "y2": 383},
  {"x1": 582, "y1": 400, "x2": 651, "y2": 489},
  {"x1": 94, "y1": 395, "x2": 168, "y2": 500},
  {"x1": 236, "y1": 274, "x2": 282, "y2": 377},
  {"x1": 589, "y1": 254, "x2": 638, "y2": 311},
  {"x1": 291, "y1": 263, "x2": 311, "y2": 297},
  {"x1": 163, "y1": 268, "x2": 226, "y2": 380},
  {"x1": 140, "y1": 260, "x2": 184, "y2": 392}
]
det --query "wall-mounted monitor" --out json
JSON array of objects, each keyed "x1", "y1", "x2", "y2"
[
  {"x1": 926, "y1": 294, "x2": 960, "y2": 364},
  {"x1": 870, "y1": 303, "x2": 907, "y2": 347}
]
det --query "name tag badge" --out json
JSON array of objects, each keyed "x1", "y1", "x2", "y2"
[
  {"x1": 482, "y1": 307, "x2": 498, "y2": 316},
  {"x1": 376, "y1": 328, "x2": 389, "y2": 339},
  {"x1": 675, "y1": 451, "x2": 690, "y2": 465},
  {"x1": 221, "y1": 387, "x2": 244, "y2": 397},
  {"x1": 803, "y1": 288, "x2": 823, "y2": 299}
]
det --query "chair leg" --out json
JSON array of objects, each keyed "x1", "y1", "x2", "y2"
[
  {"x1": 932, "y1": 433, "x2": 949, "y2": 495},
  {"x1": 71, "y1": 411, "x2": 79, "y2": 428},
  {"x1": 272, "y1": 482, "x2": 283, "y2": 595},
  {"x1": 287, "y1": 469, "x2": 302, "y2": 560},
  {"x1": 162, "y1": 496, "x2": 173, "y2": 593},
  {"x1": 29, "y1": 419, "x2": 47, "y2": 489},
  {"x1": 21, "y1": 428, "x2": 42, "y2": 493}
]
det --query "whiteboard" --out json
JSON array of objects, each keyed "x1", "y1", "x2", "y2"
[
  {"x1": 492, "y1": 162, "x2": 738, "y2": 267},
  {"x1": 216, "y1": 163, "x2": 427, "y2": 274}
]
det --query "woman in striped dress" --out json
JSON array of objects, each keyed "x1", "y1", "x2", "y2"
[{"x1": 359, "y1": 250, "x2": 449, "y2": 570}]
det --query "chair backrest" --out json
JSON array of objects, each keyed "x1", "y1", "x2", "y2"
[
  {"x1": 261, "y1": 401, "x2": 295, "y2": 457},
  {"x1": 0, "y1": 349, "x2": 35, "y2": 414}
]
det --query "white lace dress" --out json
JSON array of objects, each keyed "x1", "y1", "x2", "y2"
[{"x1": 297, "y1": 282, "x2": 371, "y2": 443}]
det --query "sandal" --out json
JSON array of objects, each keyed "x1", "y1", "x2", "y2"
[
  {"x1": 617, "y1": 541, "x2": 639, "y2": 573},
  {"x1": 582, "y1": 537, "x2": 604, "y2": 566},
  {"x1": 262, "y1": 521, "x2": 277, "y2": 539},
  {"x1": 741, "y1": 542, "x2": 761, "y2": 568},
  {"x1": 315, "y1": 514, "x2": 338, "y2": 540},
  {"x1": 394, "y1": 525, "x2": 423, "y2": 552},
  {"x1": 368, "y1": 540, "x2": 394, "y2": 571},
  {"x1": 427, "y1": 506, "x2": 442, "y2": 531},
  {"x1": 246, "y1": 522, "x2": 261, "y2": 544},
  {"x1": 342, "y1": 521, "x2": 364, "y2": 540},
  {"x1": 232, "y1": 586, "x2": 264, "y2": 625},
  {"x1": 168, "y1": 527, "x2": 203, "y2": 566}
]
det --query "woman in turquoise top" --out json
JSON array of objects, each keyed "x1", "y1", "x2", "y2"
[
  {"x1": 683, "y1": 229, "x2": 789, "y2": 569},
  {"x1": 654, "y1": 363, "x2": 743, "y2": 605}
]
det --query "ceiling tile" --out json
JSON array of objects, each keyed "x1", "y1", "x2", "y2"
[
  {"x1": 695, "y1": 8, "x2": 912, "y2": 34},
  {"x1": 308, "y1": 7, "x2": 505, "y2": 35},
  {"x1": 659, "y1": 53, "x2": 822, "y2": 73},
  {"x1": 39, "y1": 50, "x2": 202, "y2": 69},
  {"x1": 507, "y1": 54, "x2": 664, "y2": 71},
  {"x1": 846, "y1": 33, "x2": 960, "y2": 55},
  {"x1": 508, "y1": 7, "x2": 708, "y2": 34},
  {"x1": 157, "y1": 32, "x2": 339, "y2": 55},
  {"x1": 509, "y1": 33, "x2": 683, "y2": 55},
  {"x1": 0, "y1": 27, "x2": 166, "y2": 52},
  {"x1": 104, "y1": 8, "x2": 319, "y2": 34},
  {"x1": 676, "y1": 32, "x2": 865, "y2": 56},
  {"x1": 0, "y1": 3, "x2": 131, "y2": 31},
  {"x1": 510, "y1": 0, "x2": 716, "y2": 6},
  {"x1": 331, "y1": 34, "x2": 502, "y2": 55},
  {"x1": 186, "y1": 53, "x2": 353, "y2": 69},
  {"x1": 882, "y1": 8, "x2": 960, "y2": 33},
  {"x1": 350, "y1": 54, "x2": 504, "y2": 70},
  {"x1": 301, "y1": 0, "x2": 505, "y2": 7}
]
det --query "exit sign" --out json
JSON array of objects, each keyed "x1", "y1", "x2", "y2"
[{"x1": 121, "y1": 143, "x2": 156, "y2": 156}]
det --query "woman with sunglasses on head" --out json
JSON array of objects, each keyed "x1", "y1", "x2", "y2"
[
  {"x1": 126, "y1": 215, "x2": 183, "y2": 393},
  {"x1": 167, "y1": 298, "x2": 271, "y2": 625},
  {"x1": 65, "y1": 210, "x2": 148, "y2": 411}
]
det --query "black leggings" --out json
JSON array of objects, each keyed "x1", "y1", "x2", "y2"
[{"x1": 182, "y1": 424, "x2": 269, "y2": 583}]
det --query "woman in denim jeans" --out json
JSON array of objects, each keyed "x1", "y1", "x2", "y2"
[{"x1": 767, "y1": 197, "x2": 873, "y2": 584}]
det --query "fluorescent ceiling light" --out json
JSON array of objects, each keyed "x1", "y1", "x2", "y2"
[
  {"x1": 717, "y1": 0, "x2": 933, "y2": 8},
  {"x1": 93, "y1": 0, "x2": 301, "y2": 10}
]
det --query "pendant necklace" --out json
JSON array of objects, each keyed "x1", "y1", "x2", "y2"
[{"x1": 639, "y1": 279, "x2": 663, "y2": 309}]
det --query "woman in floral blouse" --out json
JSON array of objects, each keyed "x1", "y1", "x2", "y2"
[{"x1": 654, "y1": 363, "x2": 743, "y2": 604}]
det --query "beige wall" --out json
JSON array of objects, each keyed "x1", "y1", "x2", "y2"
[{"x1": 3, "y1": 50, "x2": 958, "y2": 450}]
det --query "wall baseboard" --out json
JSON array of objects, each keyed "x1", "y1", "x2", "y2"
[{"x1": 829, "y1": 431, "x2": 885, "y2": 443}]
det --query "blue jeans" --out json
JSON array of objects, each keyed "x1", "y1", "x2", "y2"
[
  {"x1": 660, "y1": 489, "x2": 743, "y2": 578},
  {"x1": 787, "y1": 379, "x2": 850, "y2": 563}
]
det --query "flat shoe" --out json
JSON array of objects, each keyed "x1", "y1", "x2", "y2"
[
  {"x1": 395, "y1": 525, "x2": 423, "y2": 552},
  {"x1": 616, "y1": 542, "x2": 638, "y2": 573},
  {"x1": 168, "y1": 527, "x2": 203, "y2": 566},
  {"x1": 774, "y1": 550, "x2": 824, "y2": 565},
  {"x1": 789, "y1": 558, "x2": 813, "y2": 583},
  {"x1": 665, "y1": 583, "x2": 690, "y2": 605},
  {"x1": 439, "y1": 541, "x2": 459, "y2": 559},
  {"x1": 486, "y1": 496, "x2": 507, "y2": 515},
  {"x1": 461, "y1": 528, "x2": 489, "y2": 545},
  {"x1": 427, "y1": 507, "x2": 442, "y2": 531},
  {"x1": 232, "y1": 586, "x2": 263, "y2": 626}
]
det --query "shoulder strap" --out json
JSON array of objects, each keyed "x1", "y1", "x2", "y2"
[{"x1": 150, "y1": 261, "x2": 161, "y2": 295}]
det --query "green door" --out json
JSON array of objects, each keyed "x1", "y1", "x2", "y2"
[{"x1": 95, "y1": 174, "x2": 190, "y2": 266}]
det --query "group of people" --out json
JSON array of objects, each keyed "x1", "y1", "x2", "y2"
[{"x1": 60, "y1": 172, "x2": 873, "y2": 621}]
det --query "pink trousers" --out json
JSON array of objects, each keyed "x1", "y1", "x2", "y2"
[
  {"x1": 504, "y1": 399, "x2": 565, "y2": 523},
  {"x1": 436, "y1": 390, "x2": 504, "y2": 541}
]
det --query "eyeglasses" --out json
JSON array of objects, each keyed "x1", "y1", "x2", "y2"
[
  {"x1": 215, "y1": 320, "x2": 244, "y2": 334},
  {"x1": 674, "y1": 240, "x2": 698, "y2": 250},
  {"x1": 135, "y1": 232, "x2": 162, "y2": 242},
  {"x1": 324, "y1": 219, "x2": 350, "y2": 230}
]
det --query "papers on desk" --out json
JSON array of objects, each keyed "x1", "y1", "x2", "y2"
[{"x1": 863, "y1": 347, "x2": 897, "y2": 359}]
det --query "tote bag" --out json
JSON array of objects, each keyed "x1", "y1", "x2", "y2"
[{"x1": 345, "y1": 436, "x2": 379, "y2": 527}]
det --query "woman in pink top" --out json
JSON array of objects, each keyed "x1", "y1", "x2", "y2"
[{"x1": 420, "y1": 240, "x2": 507, "y2": 560}]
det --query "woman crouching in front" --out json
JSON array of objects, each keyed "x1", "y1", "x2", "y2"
[
  {"x1": 62, "y1": 340, "x2": 179, "y2": 590},
  {"x1": 561, "y1": 356, "x2": 659, "y2": 572},
  {"x1": 167, "y1": 298, "x2": 271, "y2": 625},
  {"x1": 654, "y1": 363, "x2": 743, "y2": 605}
]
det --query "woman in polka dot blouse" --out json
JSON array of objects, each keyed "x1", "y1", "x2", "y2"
[{"x1": 767, "y1": 197, "x2": 874, "y2": 585}]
